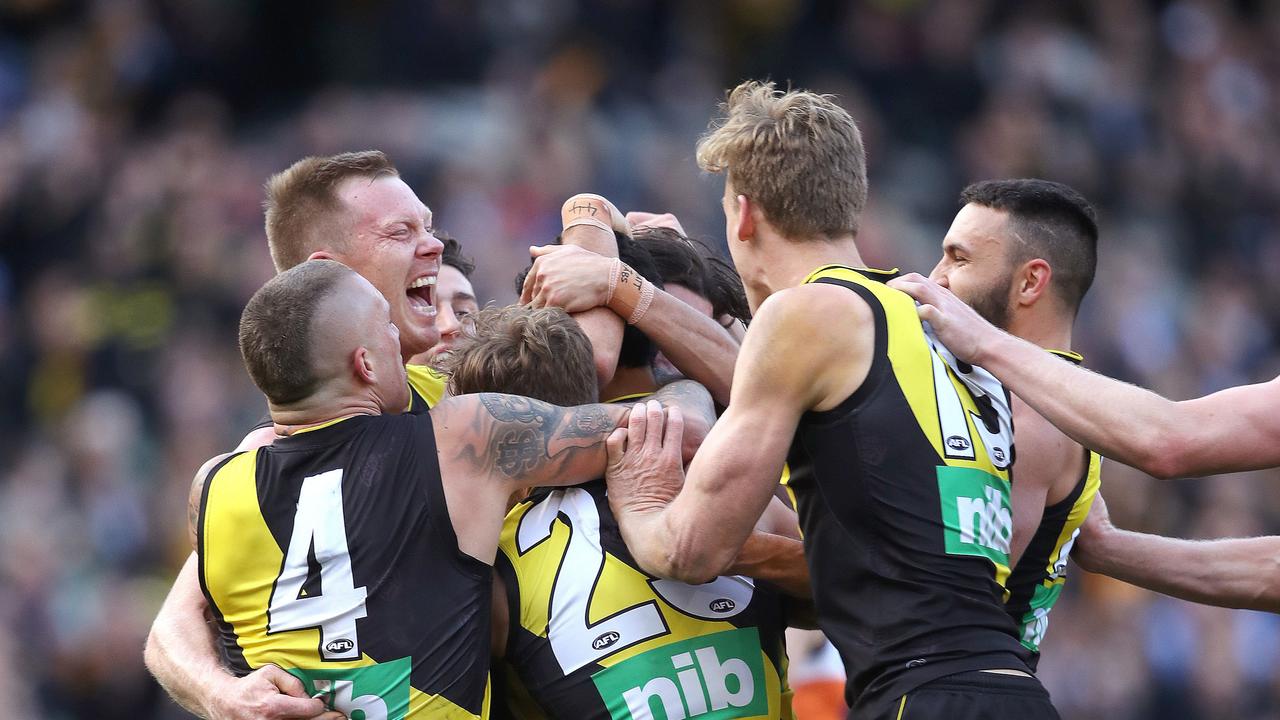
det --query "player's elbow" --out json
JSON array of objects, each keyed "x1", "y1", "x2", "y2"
[
  {"x1": 594, "y1": 348, "x2": 619, "y2": 393},
  {"x1": 663, "y1": 535, "x2": 734, "y2": 585},
  {"x1": 1141, "y1": 430, "x2": 1195, "y2": 480}
]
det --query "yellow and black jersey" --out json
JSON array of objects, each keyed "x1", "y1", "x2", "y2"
[
  {"x1": 1005, "y1": 350, "x2": 1101, "y2": 669},
  {"x1": 198, "y1": 413, "x2": 491, "y2": 719},
  {"x1": 496, "y1": 478, "x2": 793, "y2": 720},
  {"x1": 250, "y1": 364, "x2": 447, "y2": 432},
  {"x1": 783, "y1": 265, "x2": 1030, "y2": 717},
  {"x1": 406, "y1": 364, "x2": 448, "y2": 412}
]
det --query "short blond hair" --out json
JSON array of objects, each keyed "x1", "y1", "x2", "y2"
[
  {"x1": 442, "y1": 306, "x2": 597, "y2": 407},
  {"x1": 696, "y1": 81, "x2": 867, "y2": 240},
  {"x1": 263, "y1": 151, "x2": 398, "y2": 271}
]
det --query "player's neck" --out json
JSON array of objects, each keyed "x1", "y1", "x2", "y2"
[
  {"x1": 753, "y1": 233, "x2": 865, "y2": 298},
  {"x1": 603, "y1": 366, "x2": 658, "y2": 402},
  {"x1": 268, "y1": 388, "x2": 384, "y2": 435},
  {"x1": 1008, "y1": 307, "x2": 1073, "y2": 354}
]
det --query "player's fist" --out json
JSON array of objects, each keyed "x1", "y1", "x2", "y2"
[
  {"x1": 207, "y1": 664, "x2": 344, "y2": 720},
  {"x1": 562, "y1": 193, "x2": 630, "y2": 237},
  {"x1": 520, "y1": 244, "x2": 613, "y2": 311}
]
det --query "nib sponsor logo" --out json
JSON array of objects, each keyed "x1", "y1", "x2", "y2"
[
  {"x1": 592, "y1": 628, "x2": 770, "y2": 720},
  {"x1": 937, "y1": 466, "x2": 1013, "y2": 566}
]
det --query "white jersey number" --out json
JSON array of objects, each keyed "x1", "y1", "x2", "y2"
[
  {"x1": 267, "y1": 469, "x2": 368, "y2": 661},
  {"x1": 516, "y1": 487, "x2": 755, "y2": 674}
]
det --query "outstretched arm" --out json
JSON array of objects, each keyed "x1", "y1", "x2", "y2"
[
  {"x1": 1073, "y1": 494, "x2": 1280, "y2": 612},
  {"x1": 606, "y1": 285, "x2": 872, "y2": 583},
  {"x1": 728, "y1": 531, "x2": 811, "y2": 598},
  {"x1": 889, "y1": 273, "x2": 1280, "y2": 478}
]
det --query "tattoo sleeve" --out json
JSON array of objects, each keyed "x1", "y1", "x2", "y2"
[{"x1": 461, "y1": 394, "x2": 627, "y2": 485}]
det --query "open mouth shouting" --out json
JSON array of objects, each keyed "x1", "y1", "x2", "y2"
[{"x1": 407, "y1": 275, "x2": 437, "y2": 317}]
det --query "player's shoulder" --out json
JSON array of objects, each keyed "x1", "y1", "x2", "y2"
[
  {"x1": 756, "y1": 282, "x2": 873, "y2": 334},
  {"x1": 193, "y1": 450, "x2": 249, "y2": 492},
  {"x1": 747, "y1": 283, "x2": 875, "y2": 367}
]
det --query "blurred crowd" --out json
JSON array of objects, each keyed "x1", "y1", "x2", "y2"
[{"x1": 3, "y1": 0, "x2": 1280, "y2": 718}]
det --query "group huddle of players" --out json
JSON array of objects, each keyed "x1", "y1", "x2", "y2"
[{"x1": 142, "y1": 81, "x2": 1280, "y2": 720}]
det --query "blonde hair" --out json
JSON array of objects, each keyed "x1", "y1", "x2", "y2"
[
  {"x1": 263, "y1": 151, "x2": 398, "y2": 271},
  {"x1": 696, "y1": 81, "x2": 867, "y2": 240},
  {"x1": 442, "y1": 306, "x2": 598, "y2": 406}
]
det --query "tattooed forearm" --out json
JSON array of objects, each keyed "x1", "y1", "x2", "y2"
[
  {"x1": 561, "y1": 405, "x2": 615, "y2": 439},
  {"x1": 470, "y1": 393, "x2": 628, "y2": 482},
  {"x1": 480, "y1": 393, "x2": 555, "y2": 426}
]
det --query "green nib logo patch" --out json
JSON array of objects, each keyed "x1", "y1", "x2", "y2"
[{"x1": 592, "y1": 628, "x2": 770, "y2": 720}]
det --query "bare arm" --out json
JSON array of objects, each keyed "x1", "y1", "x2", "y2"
[
  {"x1": 889, "y1": 273, "x2": 1280, "y2": 478},
  {"x1": 145, "y1": 557, "x2": 336, "y2": 720},
  {"x1": 631, "y1": 289, "x2": 739, "y2": 406},
  {"x1": 558, "y1": 197, "x2": 624, "y2": 390},
  {"x1": 1073, "y1": 494, "x2": 1280, "y2": 612},
  {"x1": 521, "y1": 245, "x2": 740, "y2": 406},
  {"x1": 727, "y1": 532, "x2": 811, "y2": 598},
  {"x1": 606, "y1": 286, "x2": 871, "y2": 582},
  {"x1": 435, "y1": 380, "x2": 713, "y2": 493},
  {"x1": 726, "y1": 496, "x2": 810, "y2": 597}
]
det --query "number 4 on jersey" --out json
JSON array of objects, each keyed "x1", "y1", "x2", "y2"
[{"x1": 268, "y1": 469, "x2": 368, "y2": 661}]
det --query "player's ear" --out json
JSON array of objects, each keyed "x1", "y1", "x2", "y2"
[
  {"x1": 308, "y1": 250, "x2": 336, "y2": 262},
  {"x1": 1016, "y1": 258, "x2": 1052, "y2": 307},
  {"x1": 735, "y1": 194, "x2": 756, "y2": 243},
  {"x1": 353, "y1": 346, "x2": 377, "y2": 385}
]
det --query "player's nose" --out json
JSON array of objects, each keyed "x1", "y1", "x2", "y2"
[{"x1": 419, "y1": 229, "x2": 444, "y2": 257}]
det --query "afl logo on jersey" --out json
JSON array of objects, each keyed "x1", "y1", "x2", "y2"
[
  {"x1": 325, "y1": 638, "x2": 355, "y2": 654},
  {"x1": 709, "y1": 598, "x2": 736, "y2": 613},
  {"x1": 593, "y1": 631, "x2": 621, "y2": 650},
  {"x1": 991, "y1": 447, "x2": 1007, "y2": 464},
  {"x1": 946, "y1": 436, "x2": 970, "y2": 452}
]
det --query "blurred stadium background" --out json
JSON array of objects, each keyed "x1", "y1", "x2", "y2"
[{"x1": 3, "y1": 0, "x2": 1280, "y2": 717}]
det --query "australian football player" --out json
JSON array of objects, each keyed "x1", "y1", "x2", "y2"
[
  {"x1": 926, "y1": 178, "x2": 1102, "y2": 666},
  {"x1": 603, "y1": 81, "x2": 1059, "y2": 718},
  {"x1": 193, "y1": 259, "x2": 713, "y2": 719}
]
